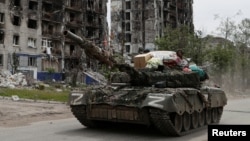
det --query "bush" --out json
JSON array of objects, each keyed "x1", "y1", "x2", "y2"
[{"x1": 37, "y1": 84, "x2": 45, "y2": 90}]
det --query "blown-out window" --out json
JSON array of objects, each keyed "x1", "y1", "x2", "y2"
[
  {"x1": 0, "y1": 31, "x2": 4, "y2": 44},
  {"x1": 0, "y1": 54, "x2": 3, "y2": 66},
  {"x1": 13, "y1": 16, "x2": 21, "y2": 26},
  {"x1": 0, "y1": 13, "x2": 4, "y2": 23},
  {"x1": 28, "y1": 19, "x2": 37, "y2": 29},
  {"x1": 14, "y1": 0, "x2": 20, "y2": 6},
  {"x1": 13, "y1": 35, "x2": 19, "y2": 46},
  {"x1": 28, "y1": 38, "x2": 36, "y2": 48},
  {"x1": 125, "y1": 45, "x2": 130, "y2": 53},
  {"x1": 125, "y1": 1, "x2": 131, "y2": 9},
  {"x1": 28, "y1": 57, "x2": 36, "y2": 66},
  {"x1": 42, "y1": 39, "x2": 52, "y2": 47},
  {"x1": 29, "y1": 1, "x2": 38, "y2": 10}
]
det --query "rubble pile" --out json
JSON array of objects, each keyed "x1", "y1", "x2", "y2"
[{"x1": 0, "y1": 70, "x2": 28, "y2": 88}]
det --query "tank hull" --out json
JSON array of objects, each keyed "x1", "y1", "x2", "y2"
[{"x1": 69, "y1": 86, "x2": 227, "y2": 136}]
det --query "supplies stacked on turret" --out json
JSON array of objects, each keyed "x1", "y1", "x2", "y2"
[
  {"x1": 133, "y1": 53, "x2": 153, "y2": 69},
  {"x1": 130, "y1": 51, "x2": 201, "y2": 88}
]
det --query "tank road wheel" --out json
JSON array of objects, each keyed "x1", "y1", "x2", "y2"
[
  {"x1": 173, "y1": 113, "x2": 183, "y2": 133},
  {"x1": 149, "y1": 109, "x2": 182, "y2": 136},
  {"x1": 211, "y1": 108, "x2": 219, "y2": 123},
  {"x1": 182, "y1": 113, "x2": 191, "y2": 131},
  {"x1": 191, "y1": 111, "x2": 199, "y2": 129},
  {"x1": 198, "y1": 111, "x2": 205, "y2": 127},
  {"x1": 205, "y1": 109, "x2": 212, "y2": 124},
  {"x1": 217, "y1": 107, "x2": 224, "y2": 123}
]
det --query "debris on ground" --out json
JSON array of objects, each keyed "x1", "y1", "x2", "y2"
[{"x1": 0, "y1": 70, "x2": 28, "y2": 88}]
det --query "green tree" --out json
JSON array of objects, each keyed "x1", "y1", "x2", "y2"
[
  {"x1": 209, "y1": 16, "x2": 250, "y2": 91},
  {"x1": 212, "y1": 15, "x2": 236, "y2": 90},
  {"x1": 234, "y1": 18, "x2": 250, "y2": 90},
  {"x1": 155, "y1": 25, "x2": 204, "y2": 65},
  {"x1": 205, "y1": 44, "x2": 235, "y2": 86}
]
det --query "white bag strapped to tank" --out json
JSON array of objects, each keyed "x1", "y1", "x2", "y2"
[{"x1": 149, "y1": 51, "x2": 177, "y2": 61}]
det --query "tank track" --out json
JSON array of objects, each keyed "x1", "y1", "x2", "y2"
[
  {"x1": 70, "y1": 105, "x2": 97, "y2": 127},
  {"x1": 71, "y1": 105, "x2": 223, "y2": 136},
  {"x1": 149, "y1": 107, "x2": 224, "y2": 136}
]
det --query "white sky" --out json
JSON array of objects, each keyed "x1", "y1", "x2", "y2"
[{"x1": 193, "y1": 0, "x2": 250, "y2": 36}]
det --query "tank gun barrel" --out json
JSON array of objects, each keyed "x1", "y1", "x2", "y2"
[
  {"x1": 63, "y1": 30, "x2": 116, "y2": 67},
  {"x1": 63, "y1": 30, "x2": 142, "y2": 80}
]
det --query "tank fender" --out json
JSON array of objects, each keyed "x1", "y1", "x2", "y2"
[
  {"x1": 141, "y1": 90, "x2": 204, "y2": 115},
  {"x1": 69, "y1": 91, "x2": 87, "y2": 106},
  {"x1": 200, "y1": 87, "x2": 228, "y2": 107}
]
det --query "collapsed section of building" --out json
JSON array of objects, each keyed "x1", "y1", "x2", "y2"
[
  {"x1": 0, "y1": 0, "x2": 194, "y2": 83},
  {"x1": 0, "y1": 0, "x2": 109, "y2": 82},
  {"x1": 111, "y1": 0, "x2": 193, "y2": 56}
]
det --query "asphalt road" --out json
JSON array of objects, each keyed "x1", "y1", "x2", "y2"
[{"x1": 0, "y1": 97, "x2": 250, "y2": 141}]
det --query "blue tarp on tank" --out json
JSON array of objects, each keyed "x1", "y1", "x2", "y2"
[{"x1": 84, "y1": 73, "x2": 99, "y2": 85}]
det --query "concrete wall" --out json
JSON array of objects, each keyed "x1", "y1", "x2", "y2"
[{"x1": 0, "y1": 0, "x2": 42, "y2": 72}]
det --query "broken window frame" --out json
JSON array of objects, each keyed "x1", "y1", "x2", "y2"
[
  {"x1": 29, "y1": 1, "x2": 38, "y2": 10},
  {"x1": 125, "y1": 45, "x2": 130, "y2": 53},
  {"x1": 28, "y1": 38, "x2": 36, "y2": 48},
  {"x1": 0, "y1": 12, "x2": 4, "y2": 23},
  {"x1": 12, "y1": 16, "x2": 21, "y2": 26},
  {"x1": 13, "y1": 35, "x2": 19, "y2": 46},
  {"x1": 70, "y1": 0, "x2": 78, "y2": 7},
  {"x1": 0, "y1": 30, "x2": 4, "y2": 44},
  {"x1": 42, "y1": 38, "x2": 52, "y2": 48},
  {"x1": 125, "y1": 33, "x2": 131, "y2": 42},
  {"x1": 28, "y1": 56, "x2": 37, "y2": 66},
  {"x1": 13, "y1": 0, "x2": 21, "y2": 6},
  {"x1": 0, "y1": 54, "x2": 3, "y2": 66},
  {"x1": 42, "y1": 2, "x2": 53, "y2": 13},
  {"x1": 69, "y1": 28, "x2": 76, "y2": 34},
  {"x1": 48, "y1": 24, "x2": 54, "y2": 35},
  {"x1": 27, "y1": 19, "x2": 37, "y2": 29},
  {"x1": 125, "y1": 22, "x2": 131, "y2": 31},
  {"x1": 125, "y1": 1, "x2": 131, "y2": 10},
  {"x1": 125, "y1": 12, "x2": 130, "y2": 20},
  {"x1": 70, "y1": 45, "x2": 75, "y2": 55},
  {"x1": 69, "y1": 12, "x2": 75, "y2": 22}
]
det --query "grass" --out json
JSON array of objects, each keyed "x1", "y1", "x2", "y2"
[{"x1": 0, "y1": 87, "x2": 70, "y2": 102}]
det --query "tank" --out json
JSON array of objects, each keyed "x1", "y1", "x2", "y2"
[{"x1": 64, "y1": 30, "x2": 227, "y2": 136}]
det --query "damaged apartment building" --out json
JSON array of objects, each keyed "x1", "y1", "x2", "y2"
[
  {"x1": 0, "y1": 0, "x2": 108, "y2": 80},
  {"x1": 111, "y1": 0, "x2": 193, "y2": 56}
]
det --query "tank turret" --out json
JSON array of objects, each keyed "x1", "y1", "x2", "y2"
[{"x1": 63, "y1": 30, "x2": 201, "y2": 88}]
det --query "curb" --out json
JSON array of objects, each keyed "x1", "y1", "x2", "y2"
[{"x1": 0, "y1": 96, "x2": 67, "y2": 105}]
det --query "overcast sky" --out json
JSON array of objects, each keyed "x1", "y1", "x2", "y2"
[{"x1": 193, "y1": 0, "x2": 250, "y2": 36}]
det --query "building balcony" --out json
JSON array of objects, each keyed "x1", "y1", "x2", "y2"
[
  {"x1": 65, "y1": 6, "x2": 82, "y2": 12},
  {"x1": 42, "y1": 12, "x2": 62, "y2": 23},
  {"x1": 66, "y1": 20, "x2": 83, "y2": 27}
]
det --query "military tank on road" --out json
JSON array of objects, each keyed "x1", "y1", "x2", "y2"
[{"x1": 64, "y1": 30, "x2": 227, "y2": 136}]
